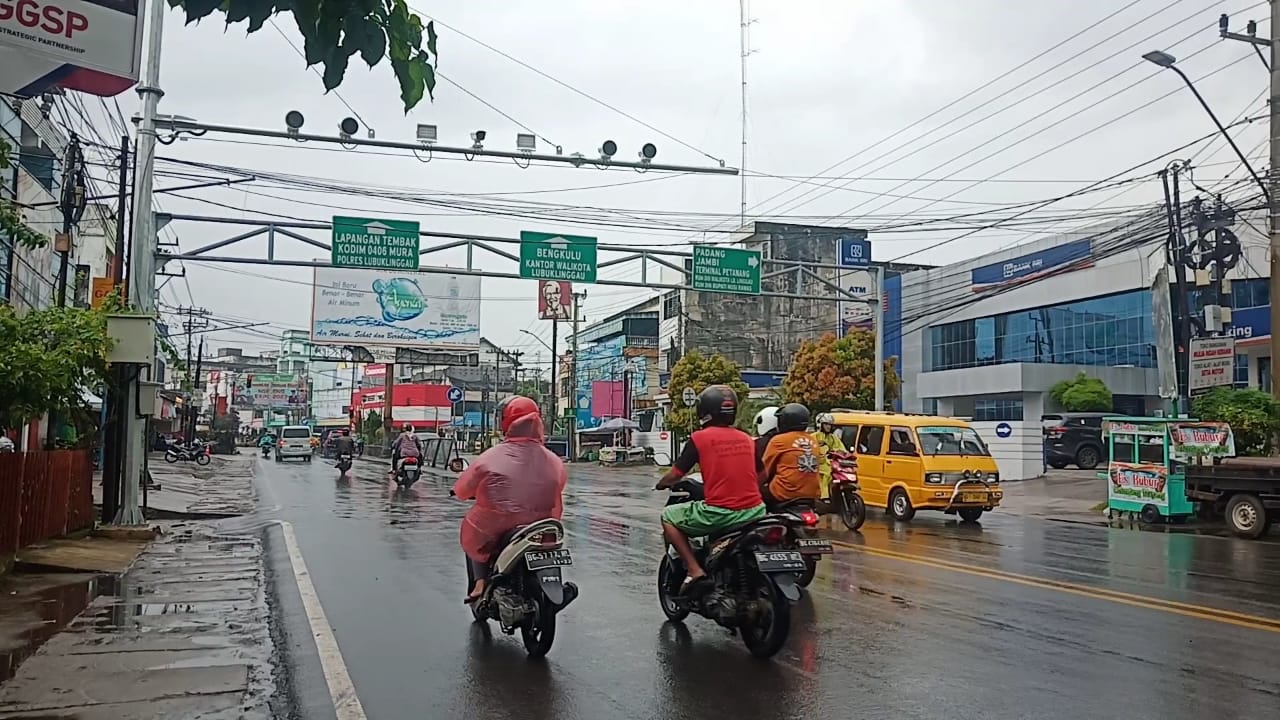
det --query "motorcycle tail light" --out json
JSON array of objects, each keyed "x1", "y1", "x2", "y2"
[
  {"x1": 403, "y1": 457, "x2": 418, "y2": 465},
  {"x1": 800, "y1": 510, "x2": 819, "y2": 526},
  {"x1": 760, "y1": 525, "x2": 787, "y2": 545},
  {"x1": 533, "y1": 530, "x2": 560, "y2": 547}
]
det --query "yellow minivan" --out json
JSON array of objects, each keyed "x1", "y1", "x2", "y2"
[{"x1": 828, "y1": 411, "x2": 1002, "y2": 522}]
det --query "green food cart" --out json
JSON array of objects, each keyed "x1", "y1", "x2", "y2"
[{"x1": 1101, "y1": 416, "x2": 1196, "y2": 524}]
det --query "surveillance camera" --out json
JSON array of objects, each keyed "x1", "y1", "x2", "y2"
[
  {"x1": 339, "y1": 117, "x2": 359, "y2": 137},
  {"x1": 1219, "y1": 13, "x2": 1229, "y2": 33},
  {"x1": 471, "y1": 130, "x2": 487, "y2": 150},
  {"x1": 599, "y1": 140, "x2": 617, "y2": 159},
  {"x1": 285, "y1": 110, "x2": 305, "y2": 132},
  {"x1": 639, "y1": 143, "x2": 657, "y2": 162}
]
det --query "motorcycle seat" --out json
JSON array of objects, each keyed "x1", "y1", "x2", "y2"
[{"x1": 766, "y1": 498, "x2": 817, "y2": 513}]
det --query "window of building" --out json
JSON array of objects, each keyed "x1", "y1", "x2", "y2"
[
  {"x1": 662, "y1": 290, "x2": 681, "y2": 320},
  {"x1": 1261, "y1": 357, "x2": 1272, "y2": 394},
  {"x1": 926, "y1": 289, "x2": 1154, "y2": 372},
  {"x1": 922, "y1": 398, "x2": 939, "y2": 416},
  {"x1": 1235, "y1": 354, "x2": 1249, "y2": 388},
  {"x1": 973, "y1": 398, "x2": 1023, "y2": 421}
]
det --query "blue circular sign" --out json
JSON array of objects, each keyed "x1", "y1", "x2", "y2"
[
  {"x1": 995, "y1": 422, "x2": 1012, "y2": 438},
  {"x1": 447, "y1": 386, "x2": 463, "y2": 403}
]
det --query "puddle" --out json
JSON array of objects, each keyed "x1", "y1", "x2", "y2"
[{"x1": 0, "y1": 574, "x2": 118, "y2": 683}]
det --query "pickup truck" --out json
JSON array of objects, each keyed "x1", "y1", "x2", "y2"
[{"x1": 1184, "y1": 457, "x2": 1280, "y2": 539}]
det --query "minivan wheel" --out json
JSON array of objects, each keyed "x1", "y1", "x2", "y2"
[
  {"x1": 888, "y1": 489, "x2": 915, "y2": 521},
  {"x1": 1075, "y1": 445, "x2": 1100, "y2": 470}
]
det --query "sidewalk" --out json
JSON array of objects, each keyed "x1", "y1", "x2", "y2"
[
  {"x1": 998, "y1": 470, "x2": 1107, "y2": 525},
  {"x1": 93, "y1": 453, "x2": 256, "y2": 518}
]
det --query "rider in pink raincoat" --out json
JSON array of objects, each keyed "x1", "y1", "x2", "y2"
[{"x1": 453, "y1": 395, "x2": 566, "y2": 601}]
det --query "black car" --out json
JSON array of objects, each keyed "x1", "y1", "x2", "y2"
[{"x1": 1042, "y1": 413, "x2": 1106, "y2": 470}]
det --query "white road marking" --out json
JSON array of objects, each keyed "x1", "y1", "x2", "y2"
[{"x1": 280, "y1": 521, "x2": 368, "y2": 720}]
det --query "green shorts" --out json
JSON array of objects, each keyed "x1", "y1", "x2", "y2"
[{"x1": 661, "y1": 501, "x2": 766, "y2": 537}]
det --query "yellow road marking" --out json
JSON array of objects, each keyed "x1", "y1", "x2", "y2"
[{"x1": 831, "y1": 540, "x2": 1280, "y2": 634}]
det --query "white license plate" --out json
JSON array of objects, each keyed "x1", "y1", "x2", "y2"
[
  {"x1": 525, "y1": 549, "x2": 573, "y2": 570},
  {"x1": 961, "y1": 492, "x2": 987, "y2": 503},
  {"x1": 796, "y1": 538, "x2": 833, "y2": 555},
  {"x1": 754, "y1": 550, "x2": 806, "y2": 572}
]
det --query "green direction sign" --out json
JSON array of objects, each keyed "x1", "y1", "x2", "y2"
[
  {"x1": 331, "y1": 216, "x2": 421, "y2": 270},
  {"x1": 691, "y1": 245, "x2": 761, "y2": 295},
  {"x1": 519, "y1": 231, "x2": 598, "y2": 282}
]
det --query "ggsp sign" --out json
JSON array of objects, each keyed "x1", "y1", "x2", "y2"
[{"x1": 0, "y1": 0, "x2": 88, "y2": 37}]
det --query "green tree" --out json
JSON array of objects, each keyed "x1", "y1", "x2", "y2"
[
  {"x1": 361, "y1": 409, "x2": 383, "y2": 443},
  {"x1": 515, "y1": 379, "x2": 543, "y2": 404},
  {"x1": 1192, "y1": 387, "x2": 1280, "y2": 456},
  {"x1": 0, "y1": 305, "x2": 112, "y2": 431},
  {"x1": 781, "y1": 331, "x2": 900, "y2": 413},
  {"x1": 1049, "y1": 372, "x2": 1112, "y2": 412},
  {"x1": 172, "y1": 0, "x2": 440, "y2": 110},
  {"x1": 665, "y1": 351, "x2": 750, "y2": 436}
]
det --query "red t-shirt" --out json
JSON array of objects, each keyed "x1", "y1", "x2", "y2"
[{"x1": 673, "y1": 425, "x2": 763, "y2": 511}]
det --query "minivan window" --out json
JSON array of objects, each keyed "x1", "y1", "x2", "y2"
[
  {"x1": 856, "y1": 425, "x2": 885, "y2": 455},
  {"x1": 838, "y1": 426, "x2": 859, "y2": 450},
  {"x1": 917, "y1": 426, "x2": 990, "y2": 456},
  {"x1": 282, "y1": 428, "x2": 311, "y2": 439},
  {"x1": 888, "y1": 427, "x2": 918, "y2": 455}
]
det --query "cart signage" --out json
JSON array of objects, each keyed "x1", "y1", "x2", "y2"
[
  {"x1": 1108, "y1": 462, "x2": 1168, "y2": 509},
  {"x1": 1170, "y1": 422, "x2": 1235, "y2": 458},
  {"x1": 1102, "y1": 420, "x2": 1166, "y2": 436}
]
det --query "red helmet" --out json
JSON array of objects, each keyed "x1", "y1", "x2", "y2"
[{"x1": 498, "y1": 395, "x2": 540, "y2": 434}]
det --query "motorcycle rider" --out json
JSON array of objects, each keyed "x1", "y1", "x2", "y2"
[
  {"x1": 759, "y1": 403, "x2": 822, "y2": 507},
  {"x1": 655, "y1": 385, "x2": 765, "y2": 593},
  {"x1": 387, "y1": 423, "x2": 422, "y2": 479},
  {"x1": 812, "y1": 412, "x2": 847, "y2": 501},
  {"x1": 331, "y1": 429, "x2": 356, "y2": 472},
  {"x1": 453, "y1": 396, "x2": 566, "y2": 603},
  {"x1": 257, "y1": 430, "x2": 277, "y2": 454},
  {"x1": 752, "y1": 406, "x2": 780, "y2": 473}
]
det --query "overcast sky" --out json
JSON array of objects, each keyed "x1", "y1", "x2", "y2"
[{"x1": 76, "y1": 0, "x2": 1272, "y2": 372}]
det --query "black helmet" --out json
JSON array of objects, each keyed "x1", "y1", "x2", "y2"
[
  {"x1": 776, "y1": 403, "x2": 810, "y2": 433},
  {"x1": 696, "y1": 385, "x2": 738, "y2": 427}
]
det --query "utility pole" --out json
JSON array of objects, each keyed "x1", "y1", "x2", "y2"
[
  {"x1": 174, "y1": 307, "x2": 210, "y2": 439},
  {"x1": 115, "y1": 0, "x2": 166, "y2": 526},
  {"x1": 1271, "y1": 0, "x2": 1280, "y2": 400},
  {"x1": 190, "y1": 337, "x2": 204, "y2": 440},
  {"x1": 382, "y1": 362, "x2": 394, "y2": 450},
  {"x1": 873, "y1": 266, "x2": 885, "y2": 411},
  {"x1": 101, "y1": 135, "x2": 131, "y2": 523},
  {"x1": 569, "y1": 291, "x2": 585, "y2": 460},
  {"x1": 550, "y1": 320, "x2": 559, "y2": 426},
  {"x1": 55, "y1": 134, "x2": 85, "y2": 307}
]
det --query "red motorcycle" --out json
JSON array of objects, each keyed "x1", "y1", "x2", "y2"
[{"x1": 826, "y1": 451, "x2": 866, "y2": 531}]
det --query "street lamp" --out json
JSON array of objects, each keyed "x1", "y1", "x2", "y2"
[
  {"x1": 1142, "y1": 50, "x2": 1270, "y2": 202},
  {"x1": 519, "y1": 329, "x2": 553, "y2": 353}
]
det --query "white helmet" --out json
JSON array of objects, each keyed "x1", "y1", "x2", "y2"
[{"x1": 753, "y1": 406, "x2": 780, "y2": 437}]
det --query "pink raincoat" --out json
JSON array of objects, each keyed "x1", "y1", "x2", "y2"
[{"x1": 452, "y1": 413, "x2": 567, "y2": 563}]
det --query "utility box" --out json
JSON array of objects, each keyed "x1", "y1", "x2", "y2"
[
  {"x1": 139, "y1": 381, "x2": 163, "y2": 416},
  {"x1": 106, "y1": 314, "x2": 156, "y2": 366}
]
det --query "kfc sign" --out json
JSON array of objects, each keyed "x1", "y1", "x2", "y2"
[{"x1": 1, "y1": 0, "x2": 142, "y2": 97}]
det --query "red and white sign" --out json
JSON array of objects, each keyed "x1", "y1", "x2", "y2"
[
  {"x1": 363, "y1": 363, "x2": 387, "y2": 378},
  {"x1": 1, "y1": 0, "x2": 143, "y2": 97},
  {"x1": 1188, "y1": 336, "x2": 1235, "y2": 394},
  {"x1": 537, "y1": 280, "x2": 572, "y2": 321}
]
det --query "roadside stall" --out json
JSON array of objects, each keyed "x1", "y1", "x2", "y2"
[
  {"x1": 1101, "y1": 416, "x2": 1197, "y2": 524},
  {"x1": 583, "y1": 418, "x2": 653, "y2": 466}
]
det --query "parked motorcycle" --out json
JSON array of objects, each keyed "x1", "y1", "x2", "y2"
[
  {"x1": 165, "y1": 442, "x2": 210, "y2": 466},
  {"x1": 395, "y1": 456, "x2": 421, "y2": 489},
  {"x1": 336, "y1": 453, "x2": 353, "y2": 476},
  {"x1": 657, "y1": 477, "x2": 803, "y2": 659},
  {"x1": 465, "y1": 518, "x2": 579, "y2": 657},
  {"x1": 827, "y1": 451, "x2": 866, "y2": 532}
]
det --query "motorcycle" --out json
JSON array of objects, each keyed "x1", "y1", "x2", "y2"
[
  {"x1": 335, "y1": 453, "x2": 353, "y2": 476},
  {"x1": 657, "y1": 477, "x2": 805, "y2": 659},
  {"x1": 464, "y1": 518, "x2": 580, "y2": 658},
  {"x1": 165, "y1": 442, "x2": 210, "y2": 466},
  {"x1": 827, "y1": 451, "x2": 866, "y2": 532},
  {"x1": 261, "y1": 445, "x2": 273, "y2": 458},
  {"x1": 395, "y1": 456, "x2": 421, "y2": 489}
]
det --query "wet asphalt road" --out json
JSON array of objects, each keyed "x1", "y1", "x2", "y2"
[{"x1": 252, "y1": 455, "x2": 1280, "y2": 720}]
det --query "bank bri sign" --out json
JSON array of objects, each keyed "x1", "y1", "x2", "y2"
[{"x1": 970, "y1": 239, "x2": 1093, "y2": 288}]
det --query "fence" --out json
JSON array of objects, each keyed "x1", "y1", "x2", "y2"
[{"x1": 0, "y1": 450, "x2": 95, "y2": 562}]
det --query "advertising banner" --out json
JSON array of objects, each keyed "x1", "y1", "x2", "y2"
[
  {"x1": 970, "y1": 239, "x2": 1092, "y2": 289},
  {"x1": 537, "y1": 280, "x2": 572, "y2": 320},
  {"x1": 311, "y1": 267, "x2": 481, "y2": 349},
  {"x1": 1170, "y1": 421, "x2": 1236, "y2": 458},
  {"x1": 1108, "y1": 462, "x2": 1169, "y2": 509},
  {"x1": 1, "y1": 0, "x2": 143, "y2": 97},
  {"x1": 232, "y1": 374, "x2": 308, "y2": 410},
  {"x1": 1188, "y1": 336, "x2": 1235, "y2": 394}
]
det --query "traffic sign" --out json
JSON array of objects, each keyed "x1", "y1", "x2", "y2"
[
  {"x1": 681, "y1": 387, "x2": 698, "y2": 407},
  {"x1": 331, "y1": 216, "x2": 421, "y2": 270},
  {"x1": 995, "y1": 422, "x2": 1012, "y2": 438},
  {"x1": 838, "y1": 232, "x2": 871, "y2": 268},
  {"x1": 1189, "y1": 336, "x2": 1235, "y2": 394},
  {"x1": 447, "y1": 386, "x2": 464, "y2": 403},
  {"x1": 691, "y1": 245, "x2": 761, "y2": 295},
  {"x1": 520, "y1": 231, "x2": 598, "y2": 282}
]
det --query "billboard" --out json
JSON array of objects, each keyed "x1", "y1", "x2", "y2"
[
  {"x1": 537, "y1": 280, "x2": 572, "y2": 321},
  {"x1": 970, "y1": 239, "x2": 1092, "y2": 289},
  {"x1": 311, "y1": 267, "x2": 481, "y2": 349},
  {"x1": 1, "y1": 0, "x2": 144, "y2": 97},
  {"x1": 231, "y1": 373, "x2": 309, "y2": 410}
]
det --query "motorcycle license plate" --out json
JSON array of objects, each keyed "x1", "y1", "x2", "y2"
[
  {"x1": 796, "y1": 538, "x2": 833, "y2": 555},
  {"x1": 525, "y1": 548, "x2": 573, "y2": 570},
  {"x1": 961, "y1": 492, "x2": 987, "y2": 503},
  {"x1": 754, "y1": 550, "x2": 805, "y2": 573}
]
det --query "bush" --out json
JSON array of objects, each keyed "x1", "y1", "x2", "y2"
[
  {"x1": 1049, "y1": 372, "x2": 1112, "y2": 412},
  {"x1": 1191, "y1": 387, "x2": 1280, "y2": 456}
]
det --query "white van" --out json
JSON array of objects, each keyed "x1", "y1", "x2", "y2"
[{"x1": 276, "y1": 425, "x2": 313, "y2": 462}]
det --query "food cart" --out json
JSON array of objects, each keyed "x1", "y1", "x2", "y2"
[{"x1": 1101, "y1": 416, "x2": 1197, "y2": 524}]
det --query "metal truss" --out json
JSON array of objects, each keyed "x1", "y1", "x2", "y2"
[{"x1": 306, "y1": 344, "x2": 480, "y2": 367}]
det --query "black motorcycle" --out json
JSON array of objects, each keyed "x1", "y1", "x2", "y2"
[
  {"x1": 335, "y1": 453, "x2": 353, "y2": 476},
  {"x1": 465, "y1": 518, "x2": 580, "y2": 658},
  {"x1": 764, "y1": 498, "x2": 832, "y2": 588},
  {"x1": 395, "y1": 456, "x2": 421, "y2": 489},
  {"x1": 657, "y1": 477, "x2": 806, "y2": 659},
  {"x1": 164, "y1": 442, "x2": 210, "y2": 466},
  {"x1": 261, "y1": 444, "x2": 273, "y2": 458}
]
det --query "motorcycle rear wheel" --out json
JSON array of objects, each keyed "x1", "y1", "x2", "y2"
[
  {"x1": 657, "y1": 554, "x2": 691, "y2": 622},
  {"x1": 797, "y1": 557, "x2": 817, "y2": 588},
  {"x1": 520, "y1": 602, "x2": 556, "y2": 658},
  {"x1": 164, "y1": 452, "x2": 178, "y2": 464},
  {"x1": 195, "y1": 454, "x2": 210, "y2": 466},
  {"x1": 740, "y1": 576, "x2": 791, "y2": 659},
  {"x1": 839, "y1": 490, "x2": 866, "y2": 532}
]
